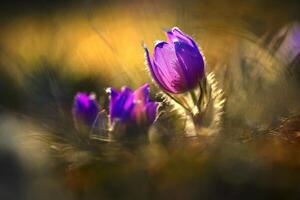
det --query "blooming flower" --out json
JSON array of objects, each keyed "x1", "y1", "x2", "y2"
[
  {"x1": 73, "y1": 93, "x2": 100, "y2": 127},
  {"x1": 108, "y1": 84, "x2": 158, "y2": 126},
  {"x1": 144, "y1": 27, "x2": 205, "y2": 94}
]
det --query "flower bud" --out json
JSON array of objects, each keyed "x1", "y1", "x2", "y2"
[{"x1": 145, "y1": 27, "x2": 205, "y2": 94}]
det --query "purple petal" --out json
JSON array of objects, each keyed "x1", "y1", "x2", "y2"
[
  {"x1": 108, "y1": 87, "x2": 119, "y2": 119},
  {"x1": 167, "y1": 27, "x2": 198, "y2": 48},
  {"x1": 130, "y1": 84, "x2": 150, "y2": 124},
  {"x1": 152, "y1": 42, "x2": 189, "y2": 93},
  {"x1": 145, "y1": 47, "x2": 174, "y2": 93},
  {"x1": 131, "y1": 84, "x2": 156, "y2": 124},
  {"x1": 109, "y1": 88, "x2": 119, "y2": 103},
  {"x1": 134, "y1": 83, "x2": 149, "y2": 103},
  {"x1": 174, "y1": 42, "x2": 205, "y2": 88},
  {"x1": 110, "y1": 87, "x2": 134, "y2": 122}
]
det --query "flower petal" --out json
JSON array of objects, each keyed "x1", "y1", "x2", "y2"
[
  {"x1": 174, "y1": 42, "x2": 205, "y2": 88},
  {"x1": 109, "y1": 88, "x2": 119, "y2": 103},
  {"x1": 152, "y1": 42, "x2": 189, "y2": 93},
  {"x1": 167, "y1": 27, "x2": 197, "y2": 48},
  {"x1": 145, "y1": 46, "x2": 174, "y2": 93},
  {"x1": 110, "y1": 87, "x2": 134, "y2": 122},
  {"x1": 134, "y1": 83, "x2": 149, "y2": 103}
]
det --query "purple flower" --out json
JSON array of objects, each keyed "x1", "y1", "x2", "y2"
[
  {"x1": 108, "y1": 84, "x2": 158, "y2": 126},
  {"x1": 72, "y1": 93, "x2": 100, "y2": 127},
  {"x1": 145, "y1": 27, "x2": 205, "y2": 94}
]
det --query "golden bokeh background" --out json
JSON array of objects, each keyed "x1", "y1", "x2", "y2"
[{"x1": 0, "y1": 0, "x2": 298, "y2": 88}]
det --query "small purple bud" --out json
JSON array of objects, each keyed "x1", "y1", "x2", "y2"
[
  {"x1": 73, "y1": 92, "x2": 100, "y2": 127},
  {"x1": 145, "y1": 27, "x2": 205, "y2": 94},
  {"x1": 108, "y1": 84, "x2": 158, "y2": 126}
]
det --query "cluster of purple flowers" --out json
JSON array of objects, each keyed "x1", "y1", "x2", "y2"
[{"x1": 73, "y1": 27, "x2": 205, "y2": 137}]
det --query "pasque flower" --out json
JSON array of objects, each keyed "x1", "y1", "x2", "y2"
[
  {"x1": 108, "y1": 84, "x2": 158, "y2": 126},
  {"x1": 145, "y1": 27, "x2": 205, "y2": 94},
  {"x1": 73, "y1": 93, "x2": 100, "y2": 127}
]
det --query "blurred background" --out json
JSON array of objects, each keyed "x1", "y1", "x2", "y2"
[{"x1": 1, "y1": 0, "x2": 300, "y2": 199}]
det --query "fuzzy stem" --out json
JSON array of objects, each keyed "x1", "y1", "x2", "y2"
[
  {"x1": 199, "y1": 77, "x2": 209, "y2": 110},
  {"x1": 165, "y1": 92, "x2": 192, "y2": 114},
  {"x1": 198, "y1": 81, "x2": 204, "y2": 112},
  {"x1": 190, "y1": 90, "x2": 200, "y2": 115}
]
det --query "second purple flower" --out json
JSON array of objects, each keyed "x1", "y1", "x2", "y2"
[{"x1": 108, "y1": 84, "x2": 158, "y2": 126}]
